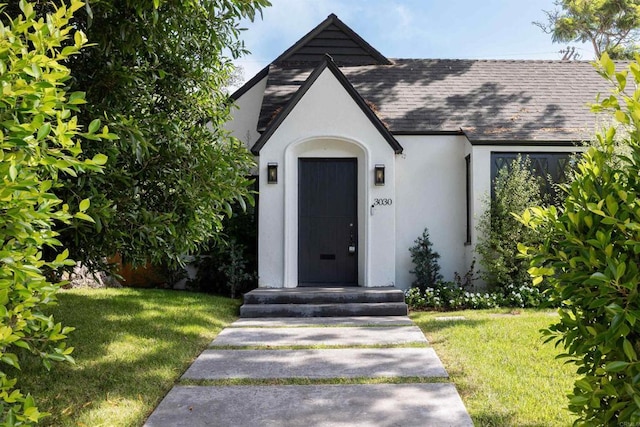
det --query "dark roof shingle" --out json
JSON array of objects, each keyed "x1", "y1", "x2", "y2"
[{"x1": 258, "y1": 59, "x2": 621, "y2": 142}]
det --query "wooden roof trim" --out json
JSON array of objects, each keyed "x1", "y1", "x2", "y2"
[
  {"x1": 392, "y1": 130, "x2": 464, "y2": 136},
  {"x1": 251, "y1": 56, "x2": 403, "y2": 155},
  {"x1": 468, "y1": 139, "x2": 580, "y2": 146},
  {"x1": 273, "y1": 13, "x2": 391, "y2": 65},
  {"x1": 230, "y1": 66, "x2": 269, "y2": 101},
  {"x1": 461, "y1": 127, "x2": 582, "y2": 146}
]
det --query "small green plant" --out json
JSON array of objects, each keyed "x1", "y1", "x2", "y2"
[
  {"x1": 519, "y1": 53, "x2": 640, "y2": 424},
  {"x1": 409, "y1": 228, "x2": 442, "y2": 291},
  {"x1": 453, "y1": 259, "x2": 479, "y2": 291},
  {"x1": 217, "y1": 239, "x2": 255, "y2": 299},
  {"x1": 476, "y1": 155, "x2": 544, "y2": 292}
]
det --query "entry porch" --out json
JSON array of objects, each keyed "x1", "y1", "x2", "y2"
[{"x1": 239, "y1": 286, "x2": 408, "y2": 317}]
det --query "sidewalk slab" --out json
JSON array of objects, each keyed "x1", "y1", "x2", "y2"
[
  {"x1": 209, "y1": 326, "x2": 428, "y2": 347},
  {"x1": 230, "y1": 316, "x2": 414, "y2": 327},
  {"x1": 144, "y1": 384, "x2": 473, "y2": 427},
  {"x1": 182, "y1": 347, "x2": 448, "y2": 379}
]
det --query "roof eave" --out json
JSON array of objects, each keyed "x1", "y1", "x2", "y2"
[
  {"x1": 392, "y1": 130, "x2": 464, "y2": 136},
  {"x1": 461, "y1": 127, "x2": 586, "y2": 146},
  {"x1": 468, "y1": 139, "x2": 582, "y2": 146}
]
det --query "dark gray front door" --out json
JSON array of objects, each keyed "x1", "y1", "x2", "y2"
[{"x1": 298, "y1": 158, "x2": 357, "y2": 285}]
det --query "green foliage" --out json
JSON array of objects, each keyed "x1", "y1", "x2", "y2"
[
  {"x1": 476, "y1": 155, "x2": 544, "y2": 292},
  {"x1": 409, "y1": 228, "x2": 442, "y2": 291},
  {"x1": 192, "y1": 206, "x2": 257, "y2": 298},
  {"x1": 3, "y1": 0, "x2": 271, "y2": 270},
  {"x1": 215, "y1": 239, "x2": 255, "y2": 299},
  {"x1": 405, "y1": 283, "x2": 547, "y2": 311},
  {"x1": 405, "y1": 257, "x2": 545, "y2": 312},
  {"x1": 518, "y1": 53, "x2": 640, "y2": 424},
  {"x1": 534, "y1": 0, "x2": 640, "y2": 59},
  {"x1": 0, "y1": 0, "x2": 111, "y2": 423},
  {"x1": 453, "y1": 259, "x2": 479, "y2": 291}
]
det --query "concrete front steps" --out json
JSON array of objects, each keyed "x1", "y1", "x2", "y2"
[{"x1": 239, "y1": 287, "x2": 408, "y2": 317}]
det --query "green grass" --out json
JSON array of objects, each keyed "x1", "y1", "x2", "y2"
[
  {"x1": 411, "y1": 309, "x2": 576, "y2": 426},
  {"x1": 16, "y1": 288, "x2": 240, "y2": 427},
  {"x1": 15, "y1": 290, "x2": 577, "y2": 426}
]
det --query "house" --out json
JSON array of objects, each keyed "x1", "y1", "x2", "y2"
[{"x1": 227, "y1": 13, "x2": 611, "y2": 290}]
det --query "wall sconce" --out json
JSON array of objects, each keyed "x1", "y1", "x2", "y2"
[
  {"x1": 267, "y1": 163, "x2": 278, "y2": 184},
  {"x1": 374, "y1": 164, "x2": 385, "y2": 186}
]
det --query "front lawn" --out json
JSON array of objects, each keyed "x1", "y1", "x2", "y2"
[
  {"x1": 16, "y1": 290, "x2": 575, "y2": 426},
  {"x1": 16, "y1": 288, "x2": 240, "y2": 427},
  {"x1": 411, "y1": 309, "x2": 576, "y2": 426}
]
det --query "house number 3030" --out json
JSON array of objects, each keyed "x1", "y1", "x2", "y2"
[{"x1": 374, "y1": 198, "x2": 393, "y2": 206}]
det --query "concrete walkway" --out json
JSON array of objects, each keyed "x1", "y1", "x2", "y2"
[{"x1": 144, "y1": 316, "x2": 473, "y2": 426}]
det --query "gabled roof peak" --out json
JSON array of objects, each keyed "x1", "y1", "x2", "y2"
[
  {"x1": 273, "y1": 13, "x2": 391, "y2": 67},
  {"x1": 252, "y1": 57, "x2": 402, "y2": 155}
]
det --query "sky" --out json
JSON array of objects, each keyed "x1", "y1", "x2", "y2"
[{"x1": 233, "y1": 0, "x2": 596, "y2": 85}]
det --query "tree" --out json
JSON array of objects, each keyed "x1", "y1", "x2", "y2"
[
  {"x1": 225, "y1": 65, "x2": 246, "y2": 92},
  {"x1": 519, "y1": 53, "x2": 640, "y2": 424},
  {"x1": 476, "y1": 155, "x2": 544, "y2": 292},
  {"x1": 409, "y1": 228, "x2": 443, "y2": 291},
  {"x1": 534, "y1": 0, "x2": 640, "y2": 59},
  {"x1": 4, "y1": 0, "x2": 271, "y2": 271},
  {"x1": 0, "y1": 0, "x2": 112, "y2": 423}
]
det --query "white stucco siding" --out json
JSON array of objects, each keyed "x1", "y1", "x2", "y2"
[
  {"x1": 257, "y1": 67, "x2": 398, "y2": 288},
  {"x1": 394, "y1": 140, "x2": 583, "y2": 290},
  {"x1": 225, "y1": 75, "x2": 268, "y2": 151},
  {"x1": 395, "y1": 135, "x2": 468, "y2": 289}
]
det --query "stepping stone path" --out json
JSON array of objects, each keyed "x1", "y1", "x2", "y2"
[
  {"x1": 145, "y1": 316, "x2": 473, "y2": 426},
  {"x1": 210, "y1": 326, "x2": 427, "y2": 347}
]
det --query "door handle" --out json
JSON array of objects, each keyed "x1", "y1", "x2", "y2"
[{"x1": 348, "y1": 223, "x2": 356, "y2": 254}]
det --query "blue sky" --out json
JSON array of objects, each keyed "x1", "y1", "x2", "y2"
[{"x1": 233, "y1": 0, "x2": 595, "y2": 84}]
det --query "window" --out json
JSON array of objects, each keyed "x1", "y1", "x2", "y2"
[{"x1": 490, "y1": 152, "x2": 574, "y2": 202}]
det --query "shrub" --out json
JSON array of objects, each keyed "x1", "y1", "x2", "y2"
[
  {"x1": 476, "y1": 155, "x2": 544, "y2": 292},
  {"x1": 409, "y1": 228, "x2": 442, "y2": 291},
  {"x1": 404, "y1": 283, "x2": 545, "y2": 311},
  {"x1": 192, "y1": 208, "x2": 257, "y2": 298},
  {"x1": 215, "y1": 238, "x2": 255, "y2": 299},
  {"x1": 0, "y1": 1, "x2": 111, "y2": 423},
  {"x1": 453, "y1": 258, "x2": 479, "y2": 290},
  {"x1": 518, "y1": 53, "x2": 640, "y2": 424}
]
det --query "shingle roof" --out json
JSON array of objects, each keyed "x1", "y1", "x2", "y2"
[
  {"x1": 252, "y1": 58, "x2": 403, "y2": 155},
  {"x1": 258, "y1": 59, "x2": 622, "y2": 142}
]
